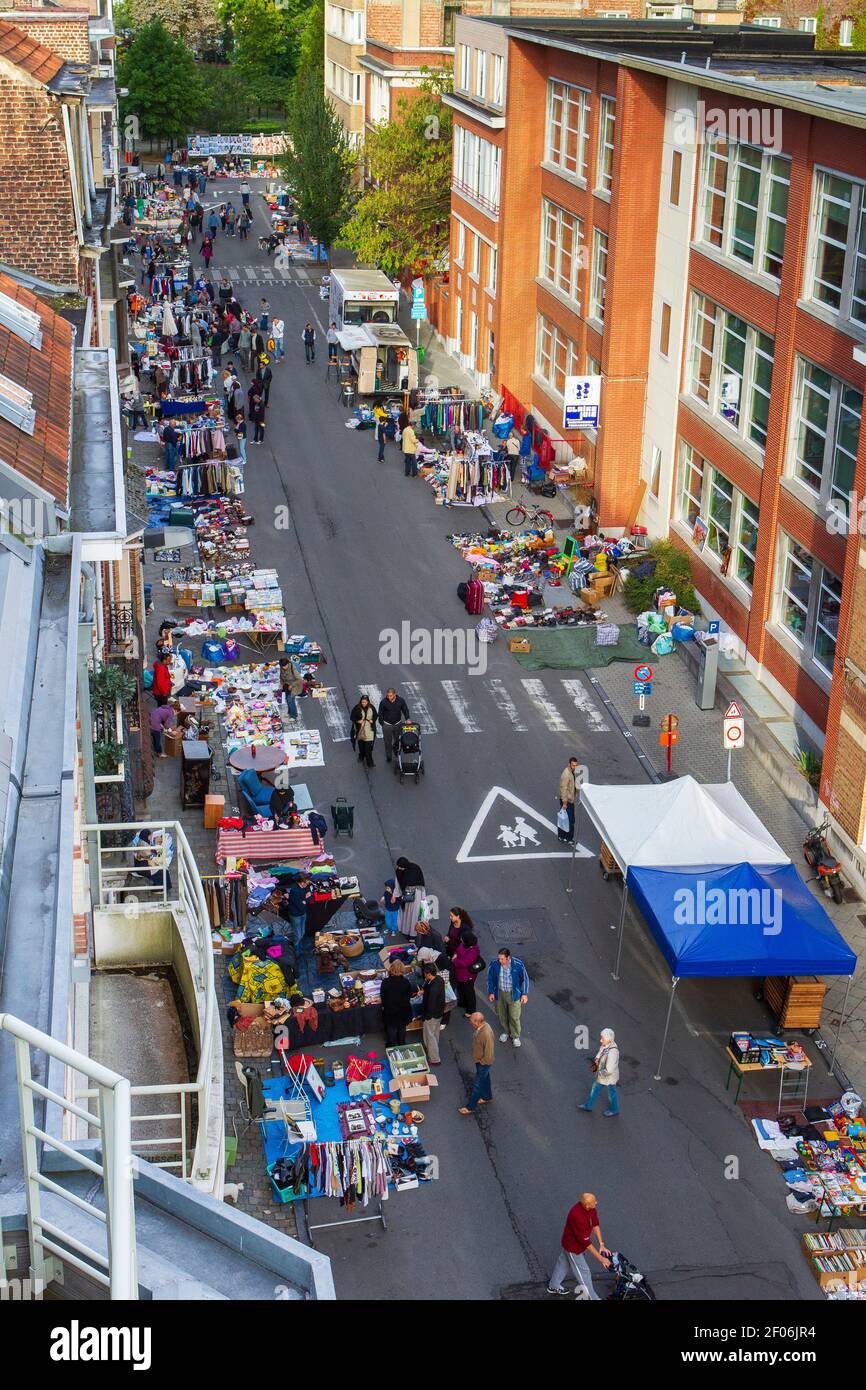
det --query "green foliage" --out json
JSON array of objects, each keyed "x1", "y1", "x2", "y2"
[
  {"x1": 340, "y1": 80, "x2": 453, "y2": 278},
  {"x1": 218, "y1": 0, "x2": 305, "y2": 79},
  {"x1": 93, "y1": 740, "x2": 127, "y2": 776},
  {"x1": 197, "y1": 62, "x2": 287, "y2": 133},
  {"x1": 798, "y1": 748, "x2": 823, "y2": 788},
  {"x1": 118, "y1": 20, "x2": 205, "y2": 140},
  {"x1": 622, "y1": 540, "x2": 702, "y2": 617},
  {"x1": 128, "y1": 0, "x2": 222, "y2": 53},
  {"x1": 90, "y1": 663, "x2": 137, "y2": 711},
  {"x1": 296, "y1": 0, "x2": 324, "y2": 78},
  {"x1": 282, "y1": 70, "x2": 356, "y2": 255}
]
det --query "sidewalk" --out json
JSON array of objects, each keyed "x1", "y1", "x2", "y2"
[{"x1": 589, "y1": 590, "x2": 866, "y2": 1096}]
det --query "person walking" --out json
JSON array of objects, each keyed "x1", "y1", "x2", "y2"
[
  {"x1": 284, "y1": 873, "x2": 312, "y2": 954},
  {"x1": 302, "y1": 322, "x2": 316, "y2": 363},
  {"x1": 149, "y1": 699, "x2": 175, "y2": 757},
  {"x1": 240, "y1": 178, "x2": 251, "y2": 209},
  {"x1": 271, "y1": 315, "x2": 285, "y2": 363},
  {"x1": 259, "y1": 298, "x2": 270, "y2": 331},
  {"x1": 458, "y1": 1012, "x2": 495, "y2": 1114},
  {"x1": 578, "y1": 1028, "x2": 621, "y2": 1117},
  {"x1": 349, "y1": 694, "x2": 377, "y2": 768},
  {"x1": 401, "y1": 419, "x2": 418, "y2": 477},
  {"x1": 394, "y1": 856, "x2": 425, "y2": 938},
  {"x1": 250, "y1": 394, "x2": 266, "y2": 445},
  {"x1": 487, "y1": 947, "x2": 529, "y2": 1048},
  {"x1": 200, "y1": 234, "x2": 213, "y2": 269},
  {"x1": 161, "y1": 421, "x2": 180, "y2": 471},
  {"x1": 238, "y1": 321, "x2": 252, "y2": 372},
  {"x1": 380, "y1": 961, "x2": 416, "y2": 1047},
  {"x1": 239, "y1": 207, "x2": 251, "y2": 240},
  {"x1": 219, "y1": 203, "x2": 228, "y2": 233},
  {"x1": 255, "y1": 355, "x2": 273, "y2": 406},
  {"x1": 559, "y1": 755, "x2": 580, "y2": 843},
  {"x1": 546, "y1": 1194, "x2": 610, "y2": 1300},
  {"x1": 451, "y1": 930, "x2": 481, "y2": 1015},
  {"x1": 234, "y1": 412, "x2": 247, "y2": 464},
  {"x1": 375, "y1": 414, "x2": 388, "y2": 463},
  {"x1": 207, "y1": 209, "x2": 219, "y2": 240},
  {"x1": 327, "y1": 321, "x2": 339, "y2": 361},
  {"x1": 420, "y1": 963, "x2": 446, "y2": 1066},
  {"x1": 377, "y1": 687, "x2": 410, "y2": 763},
  {"x1": 278, "y1": 657, "x2": 305, "y2": 721},
  {"x1": 226, "y1": 205, "x2": 236, "y2": 237}
]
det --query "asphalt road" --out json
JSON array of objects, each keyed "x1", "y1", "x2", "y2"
[{"x1": 201, "y1": 181, "x2": 822, "y2": 1302}]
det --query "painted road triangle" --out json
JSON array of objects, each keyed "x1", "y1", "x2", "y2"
[{"x1": 456, "y1": 786, "x2": 593, "y2": 863}]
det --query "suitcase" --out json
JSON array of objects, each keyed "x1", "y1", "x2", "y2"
[
  {"x1": 465, "y1": 578, "x2": 485, "y2": 615},
  {"x1": 457, "y1": 582, "x2": 468, "y2": 603}
]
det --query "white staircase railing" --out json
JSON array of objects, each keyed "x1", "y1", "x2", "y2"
[{"x1": 0, "y1": 1013, "x2": 137, "y2": 1300}]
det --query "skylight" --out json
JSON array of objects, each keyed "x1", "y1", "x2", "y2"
[
  {"x1": 0, "y1": 372, "x2": 36, "y2": 436},
  {"x1": 0, "y1": 290, "x2": 42, "y2": 350}
]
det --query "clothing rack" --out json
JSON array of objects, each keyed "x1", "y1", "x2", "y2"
[
  {"x1": 203, "y1": 873, "x2": 248, "y2": 930},
  {"x1": 420, "y1": 398, "x2": 486, "y2": 434}
]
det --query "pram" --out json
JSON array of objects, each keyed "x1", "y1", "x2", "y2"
[
  {"x1": 606, "y1": 1251, "x2": 656, "y2": 1301},
  {"x1": 394, "y1": 721, "x2": 424, "y2": 784}
]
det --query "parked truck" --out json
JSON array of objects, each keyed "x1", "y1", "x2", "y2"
[{"x1": 328, "y1": 268, "x2": 400, "y2": 332}]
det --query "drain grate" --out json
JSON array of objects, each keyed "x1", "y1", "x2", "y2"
[{"x1": 477, "y1": 907, "x2": 554, "y2": 946}]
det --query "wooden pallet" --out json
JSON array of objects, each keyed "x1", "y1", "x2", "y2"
[
  {"x1": 599, "y1": 840, "x2": 622, "y2": 880},
  {"x1": 763, "y1": 975, "x2": 825, "y2": 1031}
]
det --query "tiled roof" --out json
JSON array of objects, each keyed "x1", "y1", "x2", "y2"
[
  {"x1": 0, "y1": 19, "x2": 66, "y2": 84},
  {"x1": 0, "y1": 272, "x2": 73, "y2": 508}
]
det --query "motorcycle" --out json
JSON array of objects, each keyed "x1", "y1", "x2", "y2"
[{"x1": 803, "y1": 816, "x2": 845, "y2": 904}]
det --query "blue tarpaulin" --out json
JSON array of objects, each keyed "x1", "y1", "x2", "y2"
[{"x1": 626, "y1": 861, "x2": 857, "y2": 979}]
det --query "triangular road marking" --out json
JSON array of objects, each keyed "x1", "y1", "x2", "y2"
[
  {"x1": 724, "y1": 701, "x2": 743, "y2": 719},
  {"x1": 456, "y1": 786, "x2": 593, "y2": 863}
]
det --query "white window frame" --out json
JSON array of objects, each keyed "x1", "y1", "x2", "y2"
[
  {"x1": 590, "y1": 228, "x2": 608, "y2": 324},
  {"x1": 648, "y1": 444, "x2": 662, "y2": 501},
  {"x1": 777, "y1": 534, "x2": 842, "y2": 677},
  {"x1": 470, "y1": 232, "x2": 481, "y2": 279},
  {"x1": 840, "y1": 18, "x2": 854, "y2": 44},
  {"x1": 676, "y1": 443, "x2": 760, "y2": 593},
  {"x1": 539, "y1": 198, "x2": 583, "y2": 308},
  {"x1": 595, "y1": 95, "x2": 616, "y2": 196},
  {"x1": 452, "y1": 126, "x2": 501, "y2": 214},
  {"x1": 486, "y1": 244, "x2": 497, "y2": 297},
  {"x1": 492, "y1": 54, "x2": 504, "y2": 107},
  {"x1": 545, "y1": 79, "x2": 591, "y2": 183},
  {"x1": 788, "y1": 356, "x2": 862, "y2": 510},
  {"x1": 474, "y1": 48, "x2": 487, "y2": 101},
  {"x1": 459, "y1": 44, "x2": 470, "y2": 93},
  {"x1": 470, "y1": 310, "x2": 479, "y2": 366},
  {"x1": 455, "y1": 218, "x2": 466, "y2": 265},
  {"x1": 686, "y1": 292, "x2": 775, "y2": 451},
  {"x1": 753, "y1": 15, "x2": 782, "y2": 25},
  {"x1": 798, "y1": 16, "x2": 817, "y2": 32},
  {"x1": 535, "y1": 312, "x2": 579, "y2": 399},
  {"x1": 455, "y1": 295, "x2": 464, "y2": 353},
  {"x1": 697, "y1": 136, "x2": 790, "y2": 280},
  {"x1": 806, "y1": 166, "x2": 866, "y2": 329}
]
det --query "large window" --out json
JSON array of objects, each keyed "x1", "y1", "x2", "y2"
[
  {"x1": 790, "y1": 358, "x2": 862, "y2": 509},
  {"x1": 596, "y1": 96, "x2": 616, "y2": 195},
  {"x1": 369, "y1": 74, "x2": 389, "y2": 125},
  {"x1": 539, "y1": 199, "x2": 583, "y2": 307},
  {"x1": 326, "y1": 4, "x2": 363, "y2": 41},
  {"x1": 326, "y1": 61, "x2": 362, "y2": 104},
  {"x1": 698, "y1": 138, "x2": 790, "y2": 280},
  {"x1": 806, "y1": 168, "x2": 866, "y2": 329},
  {"x1": 487, "y1": 244, "x2": 497, "y2": 296},
  {"x1": 545, "y1": 80, "x2": 590, "y2": 182},
  {"x1": 492, "y1": 54, "x2": 504, "y2": 106},
  {"x1": 677, "y1": 444, "x2": 760, "y2": 590},
  {"x1": 778, "y1": 536, "x2": 842, "y2": 676},
  {"x1": 453, "y1": 126, "x2": 501, "y2": 214},
  {"x1": 458, "y1": 44, "x2": 470, "y2": 92},
  {"x1": 591, "y1": 229, "x2": 608, "y2": 323},
  {"x1": 536, "y1": 313, "x2": 579, "y2": 398},
  {"x1": 686, "y1": 293, "x2": 775, "y2": 449},
  {"x1": 474, "y1": 49, "x2": 488, "y2": 101}
]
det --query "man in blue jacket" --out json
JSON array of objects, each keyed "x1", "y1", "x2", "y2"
[{"x1": 487, "y1": 948, "x2": 529, "y2": 1048}]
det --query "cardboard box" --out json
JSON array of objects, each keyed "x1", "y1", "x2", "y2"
[
  {"x1": 508, "y1": 636, "x2": 532, "y2": 653},
  {"x1": 163, "y1": 727, "x2": 183, "y2": 757},
  {"x1": 590, "y1": 572, "x2": 616, "y2": 597},
  {"x1": 393, "y1": 1072, "x2": 439, "y2": 1103},
  {"x1": 204, "y1": 793, "x2": 225, "y2": 829},
  {"x1": 235, "y1": 1001, "x2": 264, "y2": 1018}
]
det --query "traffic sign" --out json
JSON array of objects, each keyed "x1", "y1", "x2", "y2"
[
  {"x1": 723, "y1": 701, "x2": 742, "y2": 719},
  {"x1": 634, "y1": 665, "x2": 653, "y2": 682},
  {"x1": 708, "y1": 619, "x2": 721, "y2": 636},
  {"x1": 633, "y1": 680, "x2": 653, "y2": 696},
  {"x1": 723, "y1": 721, "x2": 744, "y2": 750},
  {"x1": 660, "y1": 713, "x2": 679, "y2": 733},
  {"x1": 659, "y1": 730, "x2": 679, "y2": 747}
]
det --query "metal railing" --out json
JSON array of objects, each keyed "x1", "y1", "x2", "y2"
[
  {"x1": 107, "y1": 600, "x2": 135, "y2": 649},
  {"x1": 83, "y1": 821, "x2": 217, "y2": 1188},
  {"x1": 0, "y1": 1013, "x2": 137, "y2": 1299}
]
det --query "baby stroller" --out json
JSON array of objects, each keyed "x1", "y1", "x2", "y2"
[
  {"x1": 607, "y1": 1251, "x2": 656, "y2": 1301},
  {"x1": 394, "y1": 721, "x2": 424, "y2": 784}
]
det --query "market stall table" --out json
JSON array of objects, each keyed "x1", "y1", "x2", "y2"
[
  {"x1": 724, "y1": 1046, "x2": 812, "y2": 1106},
  {"x1": 228, "y1": 744, "x2": 287, "y2": 773},
  {"x1": 216, "y1": 827, "x2": 323, "y2": 864}
]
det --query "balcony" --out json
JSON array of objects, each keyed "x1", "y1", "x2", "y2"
[
  {"x1": 451, "y1": 178, "x2": 499, "y2": 218},
  {"x1": 107, "y1": 598, "x2": 136, "y2": 651}
]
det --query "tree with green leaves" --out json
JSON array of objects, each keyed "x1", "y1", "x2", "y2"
[
  {"x1": 118, "y1": 19, "x2": 205, "y2": 142},
  {"x1": 128, "y1": 0, "x2": 222, "y2": 53},
  {"x1": 282, "y1": 70, "x2": 356, "y2": 258},
  {"x1": 218, "y1": 0, "x2": 305, "y2": 79},
  {"x1": 340, "y1": 77, "x2": 453, "y2": 278}
]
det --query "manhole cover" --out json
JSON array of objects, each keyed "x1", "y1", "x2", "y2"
[{"x1": 477, "y1": 907, "x2": 554, "y2": 946}]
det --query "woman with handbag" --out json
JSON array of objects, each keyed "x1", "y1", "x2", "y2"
[
  {"x1": 380, "y1": 961, "x2": 417, "y2": 1046},
  {"x1": 578, "y1": 1028, "x2": 621, "y2": 1116},
  {"x1": 394, "y1": 856, "x2": 424, "y2": 937},
  {"x1": 349, "y1": 694, "x2": 378, "y2": 768},
  {"x1": 451, "y1": 931, "x2": 482, "y2": 1015}
]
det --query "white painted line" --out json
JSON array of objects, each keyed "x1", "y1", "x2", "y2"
[
  {"x1": 561, "y1": 677, "x2": 611, "y2": 734},
  {"x1": 520, "y1": 679, "x2": 570, "y2": 733},
  {"x1": 243, "y1": 265, "x2": 257, "y2": 280},
  {"x1": 400, "y1": 680, "x2": 437, "y2": 734},
  {"x1": 319, "y1": 687, "x2": 350, "y2": 742},
  {"x1": 441, "y1": 679, "x2": 481, "y2": 733},
  {"x1": 484, "y1": 679, "x2": 527, "y2": 731},
  {"x1": 359, "y1": 683, "x2": 384, "y2": 711},
  {"x1": 456, "y1": 786, "x2": 593, "y2": 863},
  {"x1": 260, "y1": 268, "x2": 275, "y2": 283}
]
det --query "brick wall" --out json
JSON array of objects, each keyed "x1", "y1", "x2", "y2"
[
  {"x1": 0, "y1": 78, "x2": 79, "y2": 284},
  {"x1": 366, "y1": 3, "x2": 403, "y2": 46},
  {"x1": 419, "y1": 2, "x2": 443, "y2": 46},
  {"x1": 7, "y1": 15, "x2": 91, "y2": 62}
]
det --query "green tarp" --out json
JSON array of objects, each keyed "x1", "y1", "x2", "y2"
[{"x1": 509, "y1": 624, "x2": 652, "y2": 670}]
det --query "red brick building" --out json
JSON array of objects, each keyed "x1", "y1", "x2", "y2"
[{"x1": 446, "y1": 17, "x2": 866, "y2": 874}]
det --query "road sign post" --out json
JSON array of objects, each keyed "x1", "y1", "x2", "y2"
[
  {"x1": 660, "y1": 713, "x2": 679, "y2": 777},
  {"x1": 632, "y1": 665, "x2": 653, "y2": 727},
  {"x1": 723, "y1": 701, "x2": 745, "y2": 781}
]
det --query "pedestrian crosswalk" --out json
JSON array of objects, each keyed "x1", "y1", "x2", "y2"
[
  {"x1": 212, "y1": 262, "x2": 313, "y2": 288},
  {"x1": 302, "y1": 675, "x2": 616, "y2": 745}
]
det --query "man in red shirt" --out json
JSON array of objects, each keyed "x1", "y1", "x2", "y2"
[{"x1": 547, "y1": 1192, "x2": 610, "y2": 1300}]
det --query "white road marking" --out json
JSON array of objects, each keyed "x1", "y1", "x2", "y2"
[
  {"x1": 319, "y1": 687, "x2": 350, "y2": 742},
  {"x1": 456, "y1": 786, "x2": 593, "y2": 863},
  {"x1": 358, "y1": 683, "x2": 384, "y2": 711},
  {"x1": 441, "y1": 680, "x2": 481, "y2": 733},
  {"x1": 243, "y1": 265, "x2": 257, "y2": 280},
  {"x1": 561, "y1": 677, "x2": 611, "y2": 734},
  {"x1": 400, "y1": 680, "x2": 438, "y2": 734},
  {"x1": 276, "y1": 266, "x2": 291, "y2": 280},
  {"x1": 260, "y1": 268, "x2": 275, "y2": 283},
  {"x1": 520, "y1": 679, "x2": 570, "y2": 733},
  {"x1": 484, "y1": 678, "x2": 527, "y2": 731}
]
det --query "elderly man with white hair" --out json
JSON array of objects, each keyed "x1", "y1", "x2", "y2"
[{"x1": 578, "y1": 1027, "x2": 620, "y2": 1116}]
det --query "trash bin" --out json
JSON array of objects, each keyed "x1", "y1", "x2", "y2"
[{"x1": 694, "y1": 632, "x2": 719, "y2": 711}]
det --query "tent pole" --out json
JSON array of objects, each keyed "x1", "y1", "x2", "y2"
[
  {"x1": 566, "y1": 797, "x2": 583, "y2": 895},
  {"x1": 654, "y1": 977, "x2": 679, "y2": 1081},
  {"x1": 612, "y1": 882, "x2": 629, "y2": 982},
  {"x1": 828, "y1": 973, "x2": 853, "y2": 1076}
]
